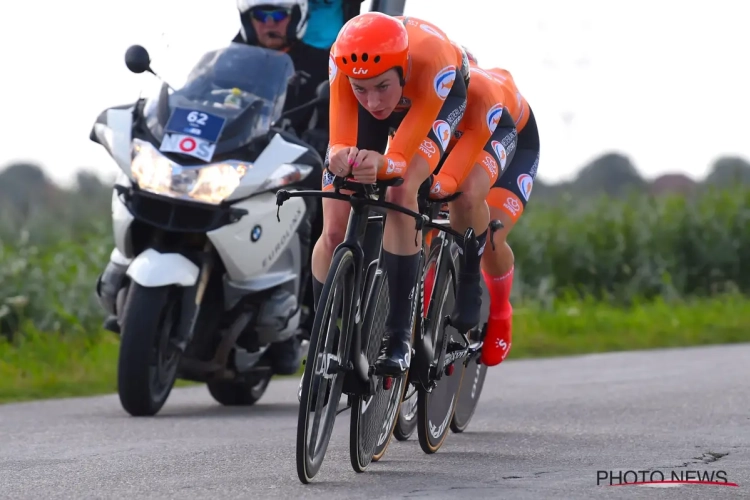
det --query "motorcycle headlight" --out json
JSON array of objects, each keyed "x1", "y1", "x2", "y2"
[{"x1": 130, "y1": 139, "x2": 249, "y2": 204}]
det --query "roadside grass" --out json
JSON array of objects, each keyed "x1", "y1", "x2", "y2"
[{"x1": 1, "y1": 293, "x2": 749, "y2": 404}]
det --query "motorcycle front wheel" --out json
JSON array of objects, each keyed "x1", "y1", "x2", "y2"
[
  {"x1": 207, "y1": 373, "x2": 272, "y2": 406},
  {"x1": 117, "y1": 283, "x2": 182, "y2": 416}
]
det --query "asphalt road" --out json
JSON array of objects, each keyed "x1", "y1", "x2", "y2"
[{"x1": 1, "y1": 343, "x2": 748, "y2": 500}]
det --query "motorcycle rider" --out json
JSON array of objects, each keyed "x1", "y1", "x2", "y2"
[
  {"x1": 234, "y1": 0, "x2": 328, "y2": 146},
  {"x1": 96, "y1": 0, "x2": 332, "y2": 376}
]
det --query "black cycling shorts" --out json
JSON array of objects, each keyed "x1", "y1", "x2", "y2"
[{"x1": 487, "y1": 106, "x2": 540, "y2": 222}]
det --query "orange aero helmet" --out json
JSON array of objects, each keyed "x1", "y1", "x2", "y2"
[{"x1": 333, "y1": 12, "x2": 409, "y2": 81}]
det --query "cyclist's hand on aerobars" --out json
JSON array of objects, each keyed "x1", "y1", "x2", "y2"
[
  {"x1": 350, "y1": 149, "x2": 381, "y2": 185},
  {"x1": 429, "y1": 173, "x2": 457, "y2": 198},
  {"x1": 329, "y1": 147, "x2": 357, "y2": 177}
]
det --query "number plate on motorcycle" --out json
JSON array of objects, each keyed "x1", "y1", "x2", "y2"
[{"x1": 165, "y1": 108, "x2": 226, "y2": 143}]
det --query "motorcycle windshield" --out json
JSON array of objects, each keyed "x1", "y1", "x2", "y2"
[{"x1": 143, "y1": 43, "x2": 295, "y2": 153}]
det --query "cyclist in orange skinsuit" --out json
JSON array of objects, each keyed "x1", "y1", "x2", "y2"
[
  {"x1": 310, "y1": 12, "x2": 480, "y2": 376},
  {"x1": 429, "y1": 49, "x2": 540, "y2": 367}
]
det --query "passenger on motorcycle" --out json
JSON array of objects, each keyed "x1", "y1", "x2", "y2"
[
  {"x1": 429, "y1": 49, "x2": 540, "y2": 366},
  {"x1": 313, "y1": 12, "x2": 484, "y2": 376},
  {"x1": 303, "y1": 0, "x2": 365, "y2": 50}
]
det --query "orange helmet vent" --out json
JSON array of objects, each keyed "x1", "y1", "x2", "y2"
[{"x1": 333, "y1": 12, "x2": 409, "y2": 79}]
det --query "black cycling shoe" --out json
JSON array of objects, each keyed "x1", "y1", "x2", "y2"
[
  {"x1": 450, "y1": 271, "x2": 482, "y2": 333},
  {"x1": 269, "y1": 335, "x2": 302, "y2": 375},
  {"x1": 374, "y1": 329, "x2": 413, "y2": 376}
]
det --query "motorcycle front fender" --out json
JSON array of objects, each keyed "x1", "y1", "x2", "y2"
[{"x1": 126, "y1": 248, "x2": 199, "y2": 288}]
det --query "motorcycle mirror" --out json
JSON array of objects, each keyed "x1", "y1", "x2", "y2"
[
  {"x1": 125, "y1": 45, "x2": 153, "y2": 75},
  {"x1": 315, "y1": 81, "x2": 330, "y2": 101}
]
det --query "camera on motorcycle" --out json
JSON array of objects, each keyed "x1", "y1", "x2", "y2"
[{"x1": 125, "y1": 45, "x2": 154, "y2": 75}]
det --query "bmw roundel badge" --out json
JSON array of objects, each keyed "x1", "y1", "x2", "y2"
[{"x1": 251, "y1": 225, "x2": 262, "y2": 242}]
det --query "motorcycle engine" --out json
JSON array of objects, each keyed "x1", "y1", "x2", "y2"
[{"x1": 255, "y1": 288, "x2": 299, "y2": 345}]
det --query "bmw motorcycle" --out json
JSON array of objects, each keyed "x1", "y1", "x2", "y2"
[{"x1": 90, "y1": 42, "x2": 327, "y2": 417}]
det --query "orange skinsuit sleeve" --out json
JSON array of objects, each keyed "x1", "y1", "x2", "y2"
[
  {"x1": 434, "y1": 76, "x2": 502, "y2": 193},
  {"x1": 327, "y1": 51, "x2": 359, "y2": 161},
  {"x1": 378, "y1": 35, "x2": 459, "y2": 179}
]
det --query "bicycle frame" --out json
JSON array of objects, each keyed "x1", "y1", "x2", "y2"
[
  {"x1": 276, "y1": 175, "x2": 502, "y2": 397},
  {"x1": 408, "y1": 210, "x2": 504, "y2": 395}
]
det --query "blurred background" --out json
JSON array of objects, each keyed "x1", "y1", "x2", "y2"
[{"x1": 1, "y1": 0, "x2": 749, "y2": 402}]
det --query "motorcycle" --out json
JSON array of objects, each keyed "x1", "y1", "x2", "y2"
[{"x1": 90, "y1": 42, "x2": 328, "y2": 417}]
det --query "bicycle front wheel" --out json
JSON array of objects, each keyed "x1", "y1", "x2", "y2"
[
  {"x1": 417, "y1": 240, "x2": 464, "y2": 454},
  {"x1": 349, "y1": 266, "x2": 397, "y2": 471},
  {"x1": 296, "y1": 248, "x2": 356, "y2": 484},
  {"x1": 393, "y1": 383, "x2": 418, "y2": 441}
]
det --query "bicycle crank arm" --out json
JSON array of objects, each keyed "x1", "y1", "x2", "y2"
[
  {"x1": 464, "y1": 341, "x2": 484, "y2": 366},
  {"x1": 444, "y1": 341, "x2": 472, "y2": 366},
  {"x1": 443, "y1": 315, "x2": 480, "y2": 335}
]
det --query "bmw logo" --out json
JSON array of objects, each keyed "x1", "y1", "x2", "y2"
[{"x1": 250, "y1": 225, "x2": 262, "y2": 242}]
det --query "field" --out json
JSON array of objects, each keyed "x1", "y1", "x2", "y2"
[{"x1": 1, "y1": 183, "x2": 749, "y2": 403}]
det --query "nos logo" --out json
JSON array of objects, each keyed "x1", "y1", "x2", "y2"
[{"x1": 160, "y1": 133, "x2": 216, "y2": 162}]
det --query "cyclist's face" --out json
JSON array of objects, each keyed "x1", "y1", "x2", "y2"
[
  {"x1": 250, "y1": 8, "x2": 291, "y2": 49},
  {"x1": 348, "y1": 69, "x2": 402, "y2": 120}
]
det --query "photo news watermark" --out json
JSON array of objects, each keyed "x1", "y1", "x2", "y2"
[{"x1": 597, "y1": 469, "x2": 739, "y2": 487}]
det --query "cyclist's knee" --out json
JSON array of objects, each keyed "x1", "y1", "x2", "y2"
[
  {"x1": 385, "y1": 156, "x2": 430, "y2": 206},
  {"x1": 487, "y1": 203, "x2": 516, "y2": 244},
  {"x1": 321, "y1": 227, "x2": 346, "y2": 253},
  {"x1": 320, "y1": 199, "x2": 349, "y2": 251},
  {"x1": 455, "y1": 173, "x2": 489, "y2": 214},
  {"x1": 384, "y1": 182, "x2": 412, "y2": 207}
]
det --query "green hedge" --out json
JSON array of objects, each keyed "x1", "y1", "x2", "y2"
[
  {"x1": 1, "y1": 187, "x2": 749, "y2": 338},
  {"x1": 510, "y1": 186, "x2": 750, "y2": 304}
]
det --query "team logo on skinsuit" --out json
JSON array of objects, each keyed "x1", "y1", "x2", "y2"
[
  {"x1": 486, "y1": 104, "x2": 503, "y2": 133},
  {"x1": 490, "y1": 140, "x2": 507, "y2": 170},
  {"x1": 328, "y1": 53, "x2": 337, "y2": 82},
  {"x1": 482, "y1": 154, "x2": 498, "y2": 178},
  {"x1": 432, "y1": 120, "x2": 451, "y2": 151},
  {"x1": 433, "y1": 65, "x2": 456, "y2": 100},
  {"x1": 517, "y1": 173, "x2": 533, "y2": 201},
  {"x1": 503, "y1": 195, "x2": 522, "y2": 221}
]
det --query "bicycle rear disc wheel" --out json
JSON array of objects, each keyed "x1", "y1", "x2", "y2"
[
  {"x1": 296, "y1": 248, "x2": 356, "y2": 484},
  {"x1": 417, "y1": 244, "x2": 464, "y2": 454}
]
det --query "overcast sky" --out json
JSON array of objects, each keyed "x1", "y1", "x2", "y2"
[{"x1": 1, "y1": 0, "x2": 747, "y2": 186}]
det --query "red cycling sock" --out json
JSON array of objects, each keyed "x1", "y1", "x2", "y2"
[
  {"x1": 480, "y1": 266, "x2": 515, "y2": 366},
  {"x1": 484, "y1": 266, "x2": 514, "y2": 318}
]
